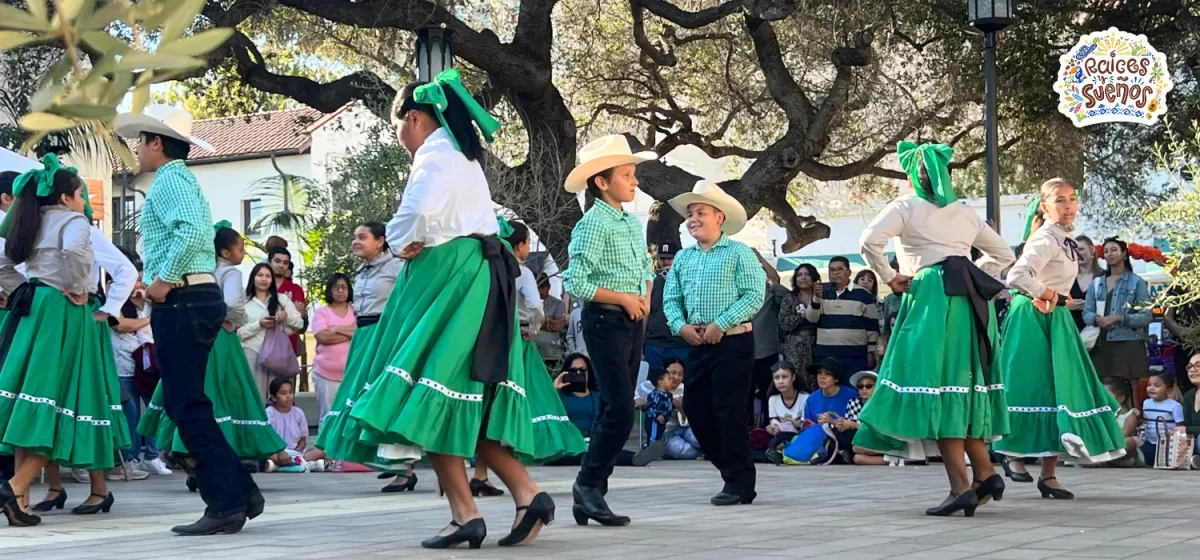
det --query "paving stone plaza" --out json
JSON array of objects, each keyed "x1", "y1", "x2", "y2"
[{"x1": 3, "y1": 461, "x2": 1199, "y2": 559}]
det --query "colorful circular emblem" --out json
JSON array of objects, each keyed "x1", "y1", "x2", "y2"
[{"x1": 1054, "y1": 28, "x2": 1172, "y2": 127}]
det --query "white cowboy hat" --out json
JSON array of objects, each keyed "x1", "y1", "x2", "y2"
[
  {"x1": 114, "y1": 105, "x2": 214, "y2": 153},
  {"x1": 668, "y1": 179, "x2": 748, "y2": 235},
  {"x1": 849, "y1": 370, "x2": 878, "y2": 388},
  {"x1": 564, "y1": 135, "x2": 657, "y2": 193}
]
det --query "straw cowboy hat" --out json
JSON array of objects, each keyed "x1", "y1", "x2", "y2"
[
  {"x1": 564, "y1": 135, "x2": 657, "y2": 193},
  {"x1": 668, "y1": 179, "x2": 748, "y2": 235},
  {"x1": 114, "y1": 105, "x2": 214, "y2": 153}
]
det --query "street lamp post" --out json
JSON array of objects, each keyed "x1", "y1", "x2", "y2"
[
  {"x1": 967, "y1": 1, "x2": 1015, "y2": 233},
  {"x1": 415, "y1": 26, "x2": 455, "y2": 82}
]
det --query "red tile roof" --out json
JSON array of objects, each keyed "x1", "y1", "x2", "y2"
[{"x1": 116, "y1": 106, "x2": 323, "y2": 169}]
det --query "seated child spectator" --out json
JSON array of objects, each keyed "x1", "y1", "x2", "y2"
[
  {"x1": 265, "y1": 378, "x2": 320, "y2": 473},
  {"x1": 839, "y1": 371, "x2": 892, "y2": 465},
  {"x1": 645, "y1": 369, "x2": 675, "y2": 446},
  {"x1": 803, "y1": 357, "x2": 858, "y2": 426},
  {"x1": 637, "y1": 358, "x2": 685, "y2": 408},
  {"x1": 1090, "y1": 378, "x2": 1141, "y2": 467},
  {"x1": 764, "y1": 360, "x2": 807, "y2": 464},
  {"x1": 1141, "y1": 372, "x2": 1184, "y2": 465}
]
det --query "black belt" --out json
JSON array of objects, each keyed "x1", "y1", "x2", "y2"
[
  {"x1": 588, "y1": 302, "x2": 625, "y2": 313},
  {"x1": 356, "y1": 314, "x2": 381, "y2": 328},
  {"x1": 468, "y1": 234, "x2": 520, "y2": 384},
  {"x1": 940, "y1": 256, "x2": 1005, "y2": 372}
]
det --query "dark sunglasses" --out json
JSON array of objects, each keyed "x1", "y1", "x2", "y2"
[
  {"x1": 856, "y1": 383, "x2": 875, "y2": 389},
  {"x1": 568, "y1": 367, "x2": 588, "y2": 374}
]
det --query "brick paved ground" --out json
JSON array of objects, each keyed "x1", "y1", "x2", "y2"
[{"x1": 2, "y1": 461, "x2": 1199, "y2": 559}]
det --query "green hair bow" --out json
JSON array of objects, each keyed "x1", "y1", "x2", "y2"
[
  {"x1": 1021, "y1": 196, "x2": 1042, "y2": 241},
  {"x1": 0, "y1": 153, "x2": 92, "y2": 238},
  {"x1": 214, "y1": 219, "x2": 232, "y2": 234},
  {"x1": 897, "y1": 141, "x2": 957, "y2": 208},
  {"x1": 496, "y1": 215, "x2": 514, "y2": 239},
  {"x1": 413, "y1": 68, "x2": 501, "y2": 153}
]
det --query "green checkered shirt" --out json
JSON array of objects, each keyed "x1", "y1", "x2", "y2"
[
  {"x1": 563, "y1": 201, "x2": 653, "y2": 300},
  {"x1": 140, "y1": 160, "x2": 216, "y2": 284},
  {"x1": 663, "y1": 234, "x2": 766, "y2": 333}
]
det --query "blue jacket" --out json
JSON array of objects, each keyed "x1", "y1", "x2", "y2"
[{"x1": 1083, "y1": 270, "x2": 1151, "y2": 342}]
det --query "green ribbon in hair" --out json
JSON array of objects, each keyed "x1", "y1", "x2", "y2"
[
  {"x1": 1021, "y1": 195, "x2": 1042, "y2": 241},
  {"x1": 214, "y1": 219, "x2": 232, "y2": 234},
  {"x1": 413, "y1": 68, "x2": 501, "y2": 153},
  {"x1": 496, "y1": 215, "x2": 514, "y2": 239},
  {"x1": 0, "y1": 153, "x2": 92, "y2": 237},
  {"x1": 897, "y1": 140, "x2": 957, "y2": 208}
]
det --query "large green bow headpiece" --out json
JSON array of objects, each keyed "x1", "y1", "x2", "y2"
[
  {"x1": 1021, "y1": 196, "x2": 1042, "y2": 241},
  {"x1": 413, "y1": 68, "x2": 501, "y2": 153},
  {"x1": 897, "y1": 140, "x2": 957, "y2": 208},
  {"x1": 0, "y1": 153, "x2": 92, "y2": 238}
]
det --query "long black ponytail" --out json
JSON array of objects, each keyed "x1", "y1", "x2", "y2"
[{"x1": 5, "y1": 169, "x2": 82, "y2": 264}]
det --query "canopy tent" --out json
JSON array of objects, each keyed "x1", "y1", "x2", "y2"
[
  {"x1": 776, "y1": 253, "x2": 892, "y2": 273},
  {"x1": 0, "y1": 147, "x2": 39, "y2": 172}
]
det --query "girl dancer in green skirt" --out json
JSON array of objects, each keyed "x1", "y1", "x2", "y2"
[
  {"x1": 0, "y1": 156, "x2": 118, "y2": 527},
  {"x1": 854, "y1": 141, "x2": 1016, "y2": 517},
  {"x1": 138, "y1": 222, "x2": 285, "y2": 490},
  {"x1": 333, "y1": 69, "x2": 551, "y2": 548},
  {"x1": 993, "y1": 179, "x2": 1126, "y2": 497}
]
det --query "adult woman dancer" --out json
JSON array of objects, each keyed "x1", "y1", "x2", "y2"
[
  {"x1": 331, "y1": 69, "x2": 550, "y2": 548},
  {"x1": 0, "y1": 156, "x2": 119, "y2": 526},
  {"x1": 855, "y1": 141, "x2": 1015, "y2": 517},
  {"x1": 993, "y1": 179, "x2": 1126, "y2": 497},
  {"x1": 139, "y1": 222, "x2": 285, "y2": 491}
]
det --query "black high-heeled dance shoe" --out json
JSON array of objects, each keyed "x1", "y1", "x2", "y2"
[
  {"x1": 973, "y1": 474, "x2": 1006, "y2": 506},
  {"x1": 71, "y1": 492, "x2": 114, "y2": 515},
  {"x1": 470, "y1": 478, "x2": 505, "y2": 497},
  {"x1": 499, "y1": 492, "x2": 555, "y2": 547},
  {"x1": 381, "y1": 473, "x2": 418, "y2": 493},
  {"x1": 1037, "y1": 477, "x2": 1075, "y2": 499},
  {"x1": 0, "y1": 482, "x2": 41, "y2": 527},
  {"x1": 925, "y1": 491, "x2": 979, "y2": 517},
  {"x1": 421, "y1": 518, "x2": 487, "y2": 549},
  {"x1": 32, "y1": 488, "x2": 67, "y2": 512},
  {"x1": 1002, "y1": 457, "x2": 1033, "y2": 483}
]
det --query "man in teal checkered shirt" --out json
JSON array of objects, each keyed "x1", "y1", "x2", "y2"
[
  {"x1": 115, "y1": 106, "x2": 262, "y2": 536},
  {"x1": 663, "y1": 180, "x2": 765, "y2": 508}
]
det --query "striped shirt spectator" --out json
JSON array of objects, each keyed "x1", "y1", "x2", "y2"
[{"x1": 805, "y1": 257, "x2": 879, "y2": 378}]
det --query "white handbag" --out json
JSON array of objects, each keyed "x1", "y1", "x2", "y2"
[
  {"x1": 1153, "y1": 417, "x2": 1195, "y2": 470},
  {"x1": 1080, "y1": 326, "x2": 1100, "y2": 350}
]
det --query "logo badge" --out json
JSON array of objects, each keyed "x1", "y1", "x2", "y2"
[{"x1": 1054, "y1": 28, "x2": 1172, "y2": 127}]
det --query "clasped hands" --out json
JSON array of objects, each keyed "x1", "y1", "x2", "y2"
[{"x1": 680, "y1": 322, "x2": 724, "y2": 346}]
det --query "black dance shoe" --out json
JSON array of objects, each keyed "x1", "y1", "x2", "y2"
[
  {"x1": 421, "y1": 517, "x2": 486, "y2": 549},
  {"x1": 572, "y1": 482, "x2": 630, "y2": 526},
  {"x1": 246, "y1": 490, "x2": 265, "y2": 520},
  {"x1": 470, "y1": 477, "x2": 505, "y2": 497},
  {"x1": 0, "y1": 482, "x2": 40, "y2": 527},
  {"x1": 71, "y1": 492, "x2": 114, "y2": 515},
  {"x1": 499, "y1": 492, "x2": 555, "y2": 546},
  {"x1": 32, "y1": 488, "x2": 66, "y2": 512},
  {"x1": 1038, "y1": 477, "x2": 1075, "y2": 500},
  {"x1": 381, "y1": 472, "x2": 418, "y2": 493},
  {"x1": 925, "y1": 491, "x2": 979, "y2": 517},
  {"x1": 1002, "y1": 457, "x2": 1033, "y2": 483},
  {"x1": 171, "y1": 513, "x2": 247, "y2": 536},
  {"x1": 710, "y1": 491, "x2": 756, "y2": 506},
  {"x1": 973, "y1": 474, "x2": 1006, "y2": 505}
]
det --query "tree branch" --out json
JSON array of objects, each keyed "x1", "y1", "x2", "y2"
[
  {"x1": 744, "y1": 15, "x2": 813, "y2": 128},
  {"x1": 763, "y1": 192, "x2": 831, "y2": 253},
  {"x1": 631, "y1": 0, "x2": 677, "y2": 67},
  {"x1": 638, "y1": 0, "x2": 743, "y2": 29},
  {"x1": 511, "y1": 0, "x2": 559, "y2": 64}
]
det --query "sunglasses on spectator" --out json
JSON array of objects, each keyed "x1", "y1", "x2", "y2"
[{"x1": 856, "y1": 383, "x2": 875, "y2": 389}]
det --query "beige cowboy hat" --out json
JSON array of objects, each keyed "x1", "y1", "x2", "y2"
[
  {"x1": 564, "y1": 135, "x2": 658, "y2": 193},
  {"x1": 669, "y1": 179, "x2": 748, "y2": 235},
  {"x1": 114, "y1": 105, "x2": 214, "y2": 153}
]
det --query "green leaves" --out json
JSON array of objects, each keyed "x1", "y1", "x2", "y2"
[
  {"x1": 20, "y1": 112, "x2": 76, "y2": 131},
  {"x1": 157, "y1": 28, "x2": 233, "y2": 57},
  {"x1": 0, "y1": 31, "x2": 41, "y2": 51}
]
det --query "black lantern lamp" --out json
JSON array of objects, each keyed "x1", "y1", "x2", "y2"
[
  {"x1": 415, "y1": 25, "x2": 455, "y2": 82},
  {"x1": 968, "y1": 0, "x2": 1017, "y2": 233}
]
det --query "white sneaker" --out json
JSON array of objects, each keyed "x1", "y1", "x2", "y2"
[
  {"x1": 107, "y1": 461, "x2": 150, "y2": 481},
  {"x1": 265, "y1": 460, "x2": 279, "y2": 473},
  {"x1": 142, "y1": 457, "x2": 173, "y2": 476},
  {"x1": 302, "y1": 459, "x2": 326, "y2": 473},
  {"x1": 68, "y1": 468, "x2": 89, "y2": 483}
]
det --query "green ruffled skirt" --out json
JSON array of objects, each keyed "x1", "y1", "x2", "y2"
[
  {"x1": 312, "y1": 322, "x2": 399, "y2": 468},
  {"x1": 138, "y1": 329, "x2": 284, "y2": 459},
  {"x1": 855, "y1": 265, "x2": 1009, "y2": 453},
  {"x1": 993, "y1": 295, "x2": 1126, "y2": 462},
  {"x1": 522, "y1": 338, "x2": 587, "y2": 464},
  {"x1": 0, "y1": 287, "x2": 128, "y2": 469},
  {"x1": 341, "y1": 238, "x2": 535, "y2": 468}
]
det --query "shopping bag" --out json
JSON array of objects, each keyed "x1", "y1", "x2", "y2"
[{"x1": 258, "y1": 327, "x2": 300, "y2": 377}]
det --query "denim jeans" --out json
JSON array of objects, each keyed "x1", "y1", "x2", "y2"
[
  {"x1": 118, "y1": 376, "x2": 158, "y2": 462},
  {"x1": 666, "y1": 427, "x2": 702, "y2": 460},
  {"x1": 576, "y1": 303, "x2": 644, "y2": 489},
  {"x1": 151, "y1": 284, "x2": 258, "y2": 518}
]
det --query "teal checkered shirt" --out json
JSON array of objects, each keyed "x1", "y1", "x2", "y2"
[
  {"x1": 663, "y1": 234, "x2": 766, "y2": 333},
  {"x1": 140, "y1": 160, "x2": 216, "y2": 284},
  {"x1": 563, "y1": 201, "x2": 653, "y2": 300}
]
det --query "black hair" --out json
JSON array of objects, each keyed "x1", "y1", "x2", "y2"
[
  {"x1": 883, "y1": 311, "x2": 900, "y2": 336},
  {"x1": 1105, "y1": 378, "x2": 1135, "y2": 410},
  {"x1": 664, "y1": 357, "x2": 684, "y2": 371},
  {"x1": 854, "y1": 269, "x2": 878, "y2": 299},
  {"x1": 359, "y1": 221, "x2": 390, "y2": 254},
  {"x1": 561, "y1": 352, "x2": 599, "y2": 394},
  {"x1": 117, "y1": 245, "x2": 143, "y2": 271},
  {"x1": 888, "y1": 257, "x2": 899, "y2": 271},
  {"x1": 269, "y1": 376, "x2": 294, "y2": 399},
  {"x1": 1102, "y1": 237, "x2": 1134, "y2": 276},
  {"x1": 585, "y1": 168, "x2": 616, "y2": 203},
  {"x1": 268, "y1": 246, "x2": 292, "y2": 263},
  {"x1": 791, "y1": 263, "x2": 821, "y2": 293},
  {"x1": 0, "y1": 171, "x2": 17, "y2": 197},
  {"x1": 829, "y1": 256, "x2": 850, "y2": 270},
  {"x1": 767, "y1": 359, "x2": 802, "y2": 396},
  {"x1": 5, "y1": 169, "x2": 83, "y2": 264},
  {"x1": 395, "y1": 81, "x2": 485, "y2": 162},
  {"x1": 324, "y1": 272, "x2": 353, "y2": 304},
  {"x1": 140, "y1": 132, "x2": 190, "y2": 160},
  {"x1": 214, "y1": 225, "x2": 242, "y2": 256},
  {"x1": 649, "y1": 368, "x2": 669, "y2": 387},
  {"x1": 504, "y1": 220, "x2": 530, "y2": 247},
  {"x1": 246, "y1": 262, "x2": 280, "y2": 315}
]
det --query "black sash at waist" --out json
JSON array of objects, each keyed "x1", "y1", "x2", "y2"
[
  {"x1": 468, "y1": 234, "x2": 520, "y2": 384},
  {"x1": 940, "y1": 256, "x2": 1005, "y2": 371},
  {"x1": 356, "y1": 314, "x2": 381, "y2": 328}
]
